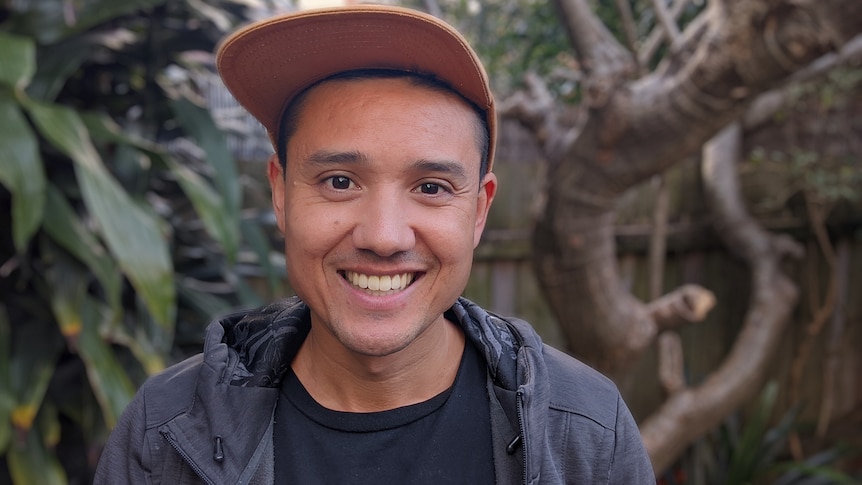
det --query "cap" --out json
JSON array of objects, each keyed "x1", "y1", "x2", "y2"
[{"x1": 216, "y1": 5, "x2": 496, "y2": 170}]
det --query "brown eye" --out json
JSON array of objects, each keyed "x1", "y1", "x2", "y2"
[
  {"x1": 330, "y1": 176, "x2": 352, "y2": 190},
  {"x1": 420, "y1": 183, "x2": 440, "y2": 194}
]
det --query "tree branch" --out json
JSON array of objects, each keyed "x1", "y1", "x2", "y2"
[
  {"x1": 553, "y1": 0, "x2": 635, "y2": 106},
  {"x1": 640, "y1": 122, "x2": 804, "y2": 472},
  {"x1": 650, "y1": 0, "x2": 682, "y2": 47},
  {"x1": 645, "y1": 284, "x2": 716, "y2": 330},
  {"x1": 657, "y1": 331, "x2": 686, "y2": 394},
  {"x1": 499, "y1": 72, "x2": 583, "y2": 163},
  {"x1": 638, "y1": 0, "x2": 691, "y2": 66}
]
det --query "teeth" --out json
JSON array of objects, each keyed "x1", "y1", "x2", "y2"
[{"x1": 346, "y1": 272, "x2": 414, "y2": 293}]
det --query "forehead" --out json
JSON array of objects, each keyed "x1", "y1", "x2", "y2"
[{"x1": 289, "y1": 77, "x2": 484, "y2": 168}]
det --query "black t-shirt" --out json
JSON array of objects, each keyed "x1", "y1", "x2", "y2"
[{"x1": 274, "y1": 341, "x2": 495, "y2": 484}]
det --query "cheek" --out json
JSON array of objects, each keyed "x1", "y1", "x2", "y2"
[
  {"x1": 283, "y1": 201, "x2": 350, "y2": 258},
  {"x1": 423, "y1": 212, "x2": 476, "y2": 263}
]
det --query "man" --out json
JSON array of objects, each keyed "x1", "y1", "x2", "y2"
[{"x1": 95, "y1": 5, "x2": 654, "y2": 484}]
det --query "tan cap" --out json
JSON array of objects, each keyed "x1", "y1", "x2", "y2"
[{"x1": 216, "y1": 5, "x2": 496, "y2": 170}]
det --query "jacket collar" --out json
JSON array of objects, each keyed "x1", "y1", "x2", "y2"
[{"x1": 215, "y1": 296, "x2": 534, "y2": 392}]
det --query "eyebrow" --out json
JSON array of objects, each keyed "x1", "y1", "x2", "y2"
[
  {"x1": 408, "y1": 159, "x2": 469, "y2": 182},
  {"x1": 306, "y1": 150, "x2": 368, "y2": 166},
  {"x1": 305, "y1": 151, "x2": 470, "y2": 181}
]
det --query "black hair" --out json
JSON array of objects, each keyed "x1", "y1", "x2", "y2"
[{"x1": 275, "y1": 69, "x2": 490, "y2": 180}]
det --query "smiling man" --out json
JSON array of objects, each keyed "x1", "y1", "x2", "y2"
[{"x1": 95, "y1": 6, "x2": 654, "y2": 484}]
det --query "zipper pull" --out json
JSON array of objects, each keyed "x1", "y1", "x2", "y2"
[
  {"x1": 506, "y1": 435, "x2": 522, "y2": 454},
  {"x1": 213, "y1": 435, "x2": 224, "y2": 462}
]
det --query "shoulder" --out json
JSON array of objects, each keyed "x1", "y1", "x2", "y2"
[
  {"x1": 137, "y1": 353, "x2": 206, "y2": 429},
  {"x1": 541, "y1": 344, "x2": 623, "y2": 430},
  {"x1": 540, "y1": 346, "x2": 655, "y2": 481}
]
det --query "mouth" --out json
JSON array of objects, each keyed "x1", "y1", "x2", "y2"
[{"x1": 342, "y1": 271, "x2": 416, "y2": 295}]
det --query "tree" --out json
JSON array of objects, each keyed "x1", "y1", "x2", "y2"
[{"x1": 491, "y1": 0, "x2": 862, "y2": 474}]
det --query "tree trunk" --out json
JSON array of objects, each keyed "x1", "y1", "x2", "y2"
[{"x1": 503, "y1": 0, "x2": 862, "y2": 473}]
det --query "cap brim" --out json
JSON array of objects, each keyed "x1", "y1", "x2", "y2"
[{"x1": 216, "y1": 5, "x2": 495, "y2": 169}]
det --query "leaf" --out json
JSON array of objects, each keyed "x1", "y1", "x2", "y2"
[
  {"x1": 241, "y1": 216, "x2": 283, "y2": 297},
  {"x1": 0, "y1": 91, "x2": 46, "y2": 254},
  {"x1": 78, "y1": 297, "x2": 136, "y2": 428},
  {"x1": 168, "y1": 158, "x2": 241, "y2": 264},
  {"x1": 0, "y1": 306, "x2": 12, "y2": 455},
  {"x1": 83, "y1": 105, "x2": 242, "y2": 265},
  {"x1": 177, "y1": 277, "x2": 235, "y2": 322},
  {"x1": 43, "y1": 184, "x2": 122, "y2": 315},
  {"x1": 169, "y1": 97, "x2": 241, "y2": 232},
  {"x1": 726, "y1": 380, "x2": 780, "y2": 483},
  {"x1": 4, "y1": 0, "x2": 170, "y2": 44},
  {"x1": 9, "y1": 364, "x2": 55, "y2": 433},
  {"x1": 23, "y1": 99, "x2": 177, "y2": 331},
  {"x1": 7, "y1": 428, "x2": 67, "y2": 485},
  {"x1": 27, "y1": 36, "x2": 93, "y2": 101},
  {"x1": 187, "y1": 0, "x2": 234, "y2": 31},
  {"x1": 7, "y1": 313, "x2": 62, "y2": 434},
  {"x1": 46, "y1": 260, "x2": 88, "y2": 340},
  {"x1": 0, "y1": 32, "x2": 35, "y2": 90},
  {"x1": 42, "y1": 250, "x2": 138, "y2": 425}
]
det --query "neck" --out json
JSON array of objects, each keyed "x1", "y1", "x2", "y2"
[{"x1": 291, "y1": 318, "x2": 466, "y2": 413}]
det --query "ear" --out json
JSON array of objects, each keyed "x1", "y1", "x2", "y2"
[
  {"x1": 473, "y1": 172, "x2": 497, "y2": 248},
  {"x1": 267, "y1": 154, "x2": 286, "y2": 234}
]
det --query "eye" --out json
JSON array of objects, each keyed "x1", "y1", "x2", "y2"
[
  {"x1": 419, "y1": 182, "x2": 441, "y2": 195},
  {"x1": 327, "y1": 175, "x2": 354, "y2": 190}
]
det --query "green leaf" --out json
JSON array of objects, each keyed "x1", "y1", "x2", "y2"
[
  {"x1": 9, "y1": 357, "x2": 55, "y2": 434},
  {"x1": 46, "y1": 258, "x2": 89, "y2": 340},
  {"x1": 23, "y1": 99, "x2": 176, "y2": 331},
  {"x1": 177, "y1": 277, "x2": 235, "y2": 322},
  {"x1": 170, "y1": 97, "x2": 241, "y2": 232},
  {"x1": 43, "y1": 184, "x2": 122, "y2": 315},
  {"x1": 0, "y1": 32, "x2": 35, "y2": 90},
  {"x1": 4, "y1": 0, "x2": 170, "y2": 44},
  {"x1": 27, "y1": 36, "x2": 92, "y2": 101},
  {"x1": 167, "y1": 157, "x2": 240, "y2": 264},
  {"x1": 241, "y1": 216, "x2": 283, "y2": 298},
  {"x1": 78, "y1": 297, "x2": 136, "y2": 428},
  {"x1": 0, "y1": 92, "x2": 46, "y2": 254},
  {"x1": 42, "y1": 250, "x2": 138, "y2": 425},
  {"x1": 84, "y1": 105, "x2": 242, "y2": 265},
  {"x1": 8, "y1": 428, "x2": 67, "y2": 485},
  {"x1": 7, "y1": 298, "x2": 62, "y2": 431},
  {"x1": 0, "y1": 305, "x2": 12, "y2": 455},
  {"x1": 726, "y1": 380, "x2": 780, "y2": 483}
]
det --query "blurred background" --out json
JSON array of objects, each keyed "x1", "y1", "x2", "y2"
[{"x1": 0, "y1": 0, "x2": 860, "y2": 483}]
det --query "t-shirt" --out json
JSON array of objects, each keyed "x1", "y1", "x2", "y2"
[{"x1": 273, "y1": 341, "x2": 495, "y2": 484}]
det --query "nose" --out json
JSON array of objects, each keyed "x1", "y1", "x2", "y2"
[{"x1": 351, "y1": 191, "x2": 416, "y2": 257}]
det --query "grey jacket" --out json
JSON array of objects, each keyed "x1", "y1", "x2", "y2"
[{"x1": 94, "y1": 297, "x2": 655, "y2": 484}]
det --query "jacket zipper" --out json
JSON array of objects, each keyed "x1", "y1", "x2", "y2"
[
  {"x1": 161, "y1": 429, "x2": 215, "y2": 485},
  {"x1": 516, "y1": 389, "x2": 528, "y2": 485}
]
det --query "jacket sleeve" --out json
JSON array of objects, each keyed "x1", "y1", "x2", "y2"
[
  {"x1": 93, "y1": 390, "x2": 152, "y2": 485},
  {"x1": 609, "y1": 395, "x2": 656, "y2": 484}
]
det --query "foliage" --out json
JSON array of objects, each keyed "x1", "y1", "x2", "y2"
[
  {"x1": 747, "y1": 67, "x2": 862, "y2": 211},
  {"x1": 693, "y1": 382, "x2": 860, "y2": 485},
  {"x1": 412, "y1": 0, "x2": 706, "y2": 99},
  {"x1": 0, "y1": 0, "x2": 280, "y2": 482}
]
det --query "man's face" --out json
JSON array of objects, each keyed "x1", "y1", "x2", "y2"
[{"x1": 268, "y1": 77, "x2": 496, "y2": 358}]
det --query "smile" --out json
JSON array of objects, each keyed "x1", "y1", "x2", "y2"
[{"x1": 343, "y1": 271, "x2": 415, "y2": 293}]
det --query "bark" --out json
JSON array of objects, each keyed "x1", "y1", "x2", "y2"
[
  {"x1": 640, "y1": 123, "x2": 804, "y2": 471},
  {"x1": 502, "y1": 0, "x2": 862, "y2": 473}
]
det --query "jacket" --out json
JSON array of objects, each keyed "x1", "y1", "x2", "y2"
[{"x1": 94, "y1": 296, "x2": 655, "y2": 484}]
